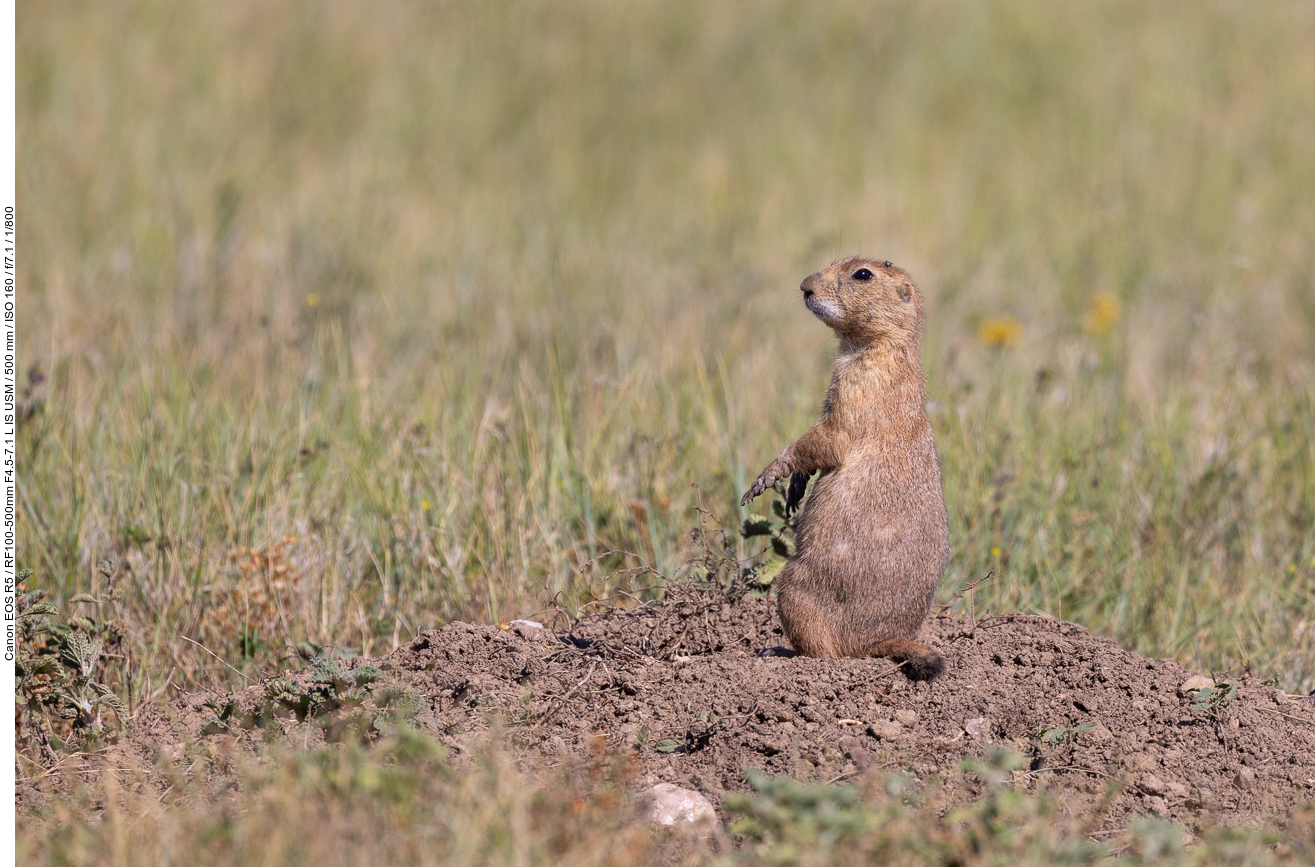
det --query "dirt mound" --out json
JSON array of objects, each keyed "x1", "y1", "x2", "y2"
[{"x1": 128, "y1": 591, "x2": 1315, "y2": 833}]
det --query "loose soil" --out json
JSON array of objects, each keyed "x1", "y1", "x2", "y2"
[{"x1": 86, "y1": 589, "x2": 1315, "y2": 833}]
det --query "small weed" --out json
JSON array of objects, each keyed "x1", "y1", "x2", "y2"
[
  {"x1": 652, "y1": 709, "x2": 722, "y2": 754},
  {"x1": 1190, "y1": 679, "x2": 1239, "y2": 723},
  {"x1": 1039, "y1": 721, "x2": 1095, "y2": 746},
  {"x1": 727, "y1": 750, "x2": 1112, "y2": 864},
  {"x1": 15, "y1": 570, "x2": 128, "y2": 757},
  {"x1": 202, "y1": 656, "x2": 423, "y2": 744},
  {"x1": 739, "y1": 477, "x2": 803, "y2": 565}
]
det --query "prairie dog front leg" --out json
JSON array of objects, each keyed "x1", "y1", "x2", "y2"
[{"x1": 740, "y1": 424, "x2": 844, "y2": 505}]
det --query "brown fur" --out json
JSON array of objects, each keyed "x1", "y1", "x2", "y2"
[{"x1": 741, "y1": 256, "x2": 949, "y2": 680}]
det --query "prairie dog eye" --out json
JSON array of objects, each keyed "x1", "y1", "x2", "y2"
[{"x1": 852, "y1": 268, "x2": 874, "y2": 281}]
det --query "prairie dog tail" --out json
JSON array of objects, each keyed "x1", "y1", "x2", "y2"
[{"x1": 867, "y1": 639, "x2": 945, "y2": 681}]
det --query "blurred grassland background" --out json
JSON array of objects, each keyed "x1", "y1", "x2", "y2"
[{"x1": 17, "y1": 0, "x2": 1315, "y2": 701}]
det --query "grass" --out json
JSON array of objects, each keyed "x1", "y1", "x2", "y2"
[
  {"x1": 14, "y1": 0, "x2": 1315, "y2": 860},
  {"x1": 19, "y1": 733, "x2": 677, "y2": 866},
  {"x1": 18, "y1": 734, "x2": 1315, "y2": 866}
]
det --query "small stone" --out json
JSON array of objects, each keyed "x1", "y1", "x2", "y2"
[
  {"x1": 1273, "y1": 689, "x2": 1289, "y2": 705},
  {"x1": 637, "y1": 784, "x2": 717, "y2": 827},
  {"x1": 894, "y1": 709, "x2": 919, "y2": 726},
  {"x1": 1233, "y1": 767, "x2": 1256, "y2": 790},
  {"x1": 1073, "y1": 694, "x2": 1099, "y2": 713},
  {"x1": 867, "y1": 720, "x2": 903, "y2": 741},
  {"x1": 964, "y1": 717, "x2": 988, "y2": 739},
  {"x1": 508, "y1": 618, "x2": 543, "y2": 629},
  {"x1": 1178, "y1": 675, "x2": 1215, "y2": 697},
  {"x1": 1145, "y1": 795, "x2": 1168, "y2": 815}
]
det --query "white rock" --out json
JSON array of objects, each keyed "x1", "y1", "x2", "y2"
[
  {"x1": 637, "y1": 783, "x2": 716, "y2": 827},
  {"x1": 964, "y1": 717, "x2": 988, "y2": 739},
  {"x1": 1178, "y1": 675, "x2": 1214, "y2": 697},
  {"x1": 509, "y1": 619, "x2": 543, "y2": 629}
]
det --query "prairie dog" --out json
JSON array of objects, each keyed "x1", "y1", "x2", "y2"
[{"x1": 742, "y1": 257, "x2": 949, "y2": 680}]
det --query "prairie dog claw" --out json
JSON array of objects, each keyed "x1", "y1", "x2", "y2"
[{"x1": 741, "y1": 465, "x2": 782, "y2": 506}]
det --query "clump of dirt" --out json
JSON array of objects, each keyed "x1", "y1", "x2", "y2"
[{"x1": 111, "y1": 590, "x2": 1315, "y2": 832}]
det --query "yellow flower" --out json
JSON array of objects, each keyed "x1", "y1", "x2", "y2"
[
  {"x1": 1288, "y1": 564, "x2": 1297, "y2": 574},
  {"x1": 1082, "y1": 291, "x2": 1121, "y2": 336},
  {"x1": 990, "y1": 546, "x2": 1002, "y2": 558},
  {"x1": 421, "y1": 500, "x2": 431, "y2": 511},
  {"x1": 977, "y1": 316, "x2": 1022, "y2": 348},
  {"x1": 307, "y1": 292, "x2": 320, "y2": 308}
]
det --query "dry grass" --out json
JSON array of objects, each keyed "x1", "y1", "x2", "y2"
[
  {"x1": 18, "y1": 733, "x2": 690, "y2": 866},
  {"x1": 18, "y1": 734, "x2": 1314, "y2": 866}
]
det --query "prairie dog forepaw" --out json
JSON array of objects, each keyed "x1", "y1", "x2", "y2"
[{"x1": 740, "y1": 468, "x2": 779, "y2": 506}]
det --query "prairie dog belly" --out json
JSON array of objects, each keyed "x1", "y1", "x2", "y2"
[{"x1": 792, "y1": 462, "x2": 947, "y2": 600}]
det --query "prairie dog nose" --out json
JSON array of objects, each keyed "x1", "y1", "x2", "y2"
[{"x1": 800, "y1": 272, "x2": 821, "y2": 297}]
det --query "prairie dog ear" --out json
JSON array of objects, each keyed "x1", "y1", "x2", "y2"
[{"x1": 897, "y1": 280, "x2": 913, "y2": 302}]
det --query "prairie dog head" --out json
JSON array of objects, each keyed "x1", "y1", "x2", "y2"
[{"x1": 800, "y1": 256, "x2": 924, "y2": 346}]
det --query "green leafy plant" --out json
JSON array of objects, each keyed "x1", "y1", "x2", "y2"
[
  {"x1": 651, "y1": 709, "x2": 722, "y2": 754},
  {"x1": 202, "y1": 656, "x2": 422, "y2": 744},
  {"x1": 665, "y1": 477, "x2": 804, "y2": 605},
  {"x1": 15, "y1": 570, "x2": 128, "y2": 757},
  {"x1": 740, "y1": 476, "x2": 805, "y2": 563},
  {"x1": 726, "y1": 750, "x2": 1115, "y2": 865},
  {"x1": 1039, "y1": 721, "x2": 1095, "y2": 746},
  {"x1": 1190, "y1": 680, "x2": 1239, "y2": 722}
]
